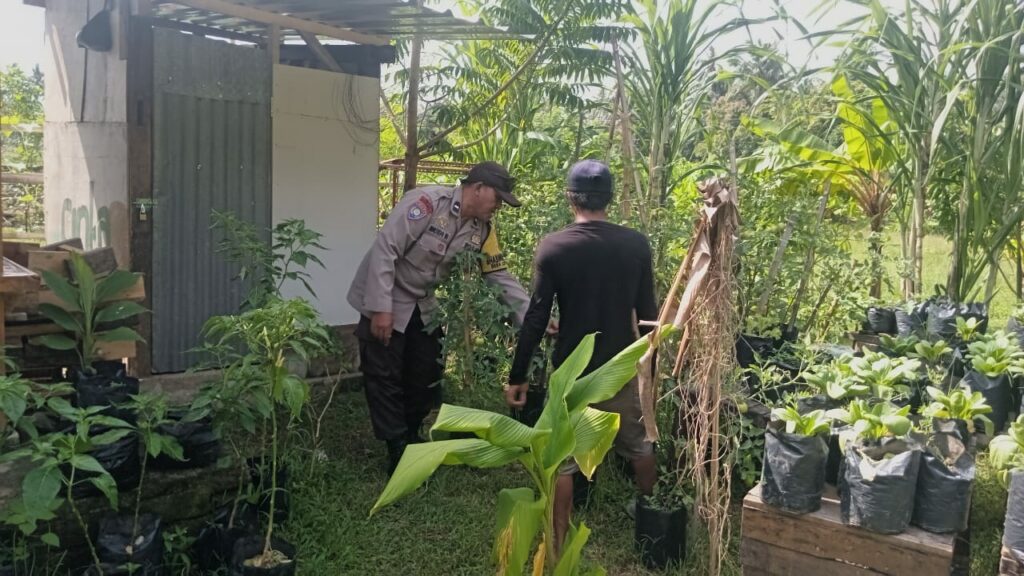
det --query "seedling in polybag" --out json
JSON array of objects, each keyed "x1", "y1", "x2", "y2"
[
  {"x1": 920, "y1": 385, "x2": 994, "y2": 436},
  {"x1": 771, "y1": 405, "x2": 832, "y2": 436},
  {"x1": 989, "y1": 415, "x2": 1024, "y2": 487},
  {"x1": 910, "y1": 340, "x2": 953, "y2": 366},
  {"x1": 848, "y1": 351, "x2": 921, "y2": 401},
  {"x1": 827, "y1": 399, "x2": 912, "y2": 443},
  {"x1": 966, "y1": 332, "x2": 1024, "y2": 377},
  {"x1": 801, "y1": 356, "x2": 869, "y2": 401},
  {"x1": 879, "y1": 334, "x2": 921, "y2": 357}
]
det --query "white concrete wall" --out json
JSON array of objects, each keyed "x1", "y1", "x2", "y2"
[
  {"x1": 271, "y1": 64, "x2": 379, "y2": 326},
  {"x1": 43, "y1": 0, "x2": 130, "y2": 267}
]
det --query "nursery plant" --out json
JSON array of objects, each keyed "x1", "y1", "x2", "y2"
[
  {"x1": 201, "y1": 297, "x2": 332, "y2": 570},
  {"x1": 878, "y1": 334, "x2": 921, "y2": 357},
  {"x1": 762, "y1": 403, "x2": 831, "y2": 514},
  {"x1": 34, "y1": 252, "x2": 145, "y2": 375},
  {"x1": 920, "y1": 385, "x2": 994, "y2": 436},
  {"x1": 989, "y1": 415, "x2": 1024, "y2": 487},
  {"x1": 847, "y1": 351, "x2": 921, "y2": 402},
  {"x1": 910, "y1": 340, "x2": 954, "y2": 367},
  {"x1": 956, "y1": 316, "x2": 985, "y2": 344},
  {"x1": 965, "y1": 333, "x2": 1024, "y2": 378},
  {"x1": 372, "y1": 328, "x2": 672, "y2": 575},
  {"x1": 827, "y1": 399, "x2": 912, "y2": 443},
  {"x1": 770, "y1": 406, "x2": 831, "y2": 437},
  {"x1": 801, "y1": 356, "x2": 869, "y2": 402}
]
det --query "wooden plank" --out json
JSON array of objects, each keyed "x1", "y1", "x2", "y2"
[
  {"x1": 742, "y1": 537, "x2": 886, "y2": 576},
  {"x1": 0, "y1": 259, "x2": 40, "y2": 295},
  {"x1": 127, "y1": 8, "x2": 154, "y2": 377},
  {"x1": 74, "y1": 247, "x2": 119, "y2": 278},
  {"x1": 298, "y1": 30, "x2": 344, "y2": 72},
  {"x1": 36, "y1": 275, "x2": 146, "y2": 310},
  {"x1": 171, "y1": 0, "x2": 389, "y2": 45},
  {"x1": 4, "y1": 242, "x2": 40, "y2": 267},
  {"x1": 0, "y1": 172, "x2": 42, "y2": 185},
  {"x1": 27, "y1": 251, "x2": 71, "y2": 280},
  {"x1": 742, "y1": 485, "x2": 954, "y2": 576},
  {"x1": 40, "y1": 238, "x2": 84, "y2": 251}
]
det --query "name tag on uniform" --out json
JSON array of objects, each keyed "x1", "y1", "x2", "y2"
[{"x1": 427, "y1": 224, "x2": 451, "y2": 241}]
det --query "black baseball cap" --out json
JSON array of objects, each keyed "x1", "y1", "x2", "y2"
[
  {"x1": 567, "y1": 160, "x2": 613, "y2": 196},
  {"x1": 463, "y1": 161, "x2": 521, "y2": 207}
]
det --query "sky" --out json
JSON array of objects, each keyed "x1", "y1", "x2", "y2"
[{"x1": 0, "y1": 0, "x2": 869, "y2": 73}]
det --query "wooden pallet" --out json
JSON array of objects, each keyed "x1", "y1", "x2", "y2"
[{"x1": 742, "y1": 484, "x2": 956, "y2": 575}]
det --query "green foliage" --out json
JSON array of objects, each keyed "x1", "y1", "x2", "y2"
[
  {"x1": 956, "y1": 317, "x2": 984, "y2": 344},
  {"x1": 0, "y1": 65, "x2": 44, "y2": 234},
  {"x1": 966, "y1": 332, "x2": 1024, "y2": 378},
  {"x1": 771, "y1": 405, "x2": 831, "y2": 437},
  {"x1": 827, "y1": 399, "x2": 912, "y2": 443},
  {"x1": 989, "y1": 415, "x2": 1024, "y2": 487},
  {"x1": 211, "y1": 211, "x2": 327, "y2": 310},
  {"x1": 909, "y1": 339, "x2": 953, "y2": 366},
  {"x1": 847, "y1": 351, "x2": 921, "y2": 401},
  {"x1": 34, "y1": 252, "x2": 146, "y2": 370},
  {"x1": 879, "y1": 334, "x2": 920, "y2": 357},
  {"x1": 802, "y1": 356, "x2": 869, "y2": 401},
  {"x1": 373, "y1": 327, "x2": 672, "y2": 574},
  {"x1": 920, "y1": 385, "x2": 994, "y2": 436}
]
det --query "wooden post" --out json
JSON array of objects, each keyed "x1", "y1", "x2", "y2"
[
  {"x1": 268, "y1": 25, "x2": 281, "y2": 67},
  {"x1": 126, "y1": 0, "x2": 154, "y2": 376},
  {"x1": 403, "y1": 3, "x2": 423, "y2": 192}
]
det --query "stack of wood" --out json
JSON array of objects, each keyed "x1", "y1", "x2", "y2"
[{"x1": 3, "y1": 239, "x2": 145, "y2": 378}]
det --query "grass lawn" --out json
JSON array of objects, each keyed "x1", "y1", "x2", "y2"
[
  {"x1": 851, "y1": 229, "x2": 1020, "y2": 326},
  {"x1": 281, "y1": 384, "x2": 740, "y2": 575}
]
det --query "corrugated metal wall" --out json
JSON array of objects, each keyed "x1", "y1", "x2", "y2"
[{"x1": 152, "y1": 29, "x2": 271, "y2": 373}]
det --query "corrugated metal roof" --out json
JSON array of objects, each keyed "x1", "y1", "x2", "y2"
[{"x1": 154, "y1": 0, "x2": 512, "y2": 43}]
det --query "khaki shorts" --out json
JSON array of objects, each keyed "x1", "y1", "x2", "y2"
[{"x1": 560, "y1": 378, "x2": 653, "y2": 475}]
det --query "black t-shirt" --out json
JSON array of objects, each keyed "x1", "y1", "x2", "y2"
[{"x1": 509, "y1": 220, "x2": 658, "y2": 383}]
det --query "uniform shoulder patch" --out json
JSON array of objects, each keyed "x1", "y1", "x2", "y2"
[{"x1": 407, "y1": 195, "x2": 434, "y2": 221}]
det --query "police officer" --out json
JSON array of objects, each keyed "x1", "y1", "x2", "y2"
[{"x1": 347, "y1": 161, "x2": 529, "y2": 473}]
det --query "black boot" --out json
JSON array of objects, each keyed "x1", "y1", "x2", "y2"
[
  {"x1": 405, "y1": 429, "x2": 427, "y2": 444},
  {"x1": 386, "y1": 439, "x2": 408, "y2": 475}
]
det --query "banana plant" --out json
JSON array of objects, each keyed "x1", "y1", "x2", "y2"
[
  {"x1": 920, "y1": 385, "x2": 993, "y2": 436},
  {"x1": 771, "y1": 405, "x2": 831, "y2": 437},
  {"x1": 34, "y1": 251, "x2": 145, "y2": 372},
  {"x1": 827, "y1": 399, "x2": 912, "y2": 445},
  {"x1": 990, "y1": 415, "x2": 1024, "y2": 488},
  {"x1": 372, "y1": 327, "x2": 671, "y2": 575}
]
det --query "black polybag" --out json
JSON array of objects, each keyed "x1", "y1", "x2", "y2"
[
  {"x1": 865, "y1": 307, "x2": 897, "y2": 334},
  {"x1": 961, "y1": 370, "x2": 1011, "y2": 433},
  {"x1": 68, "y1": 432, "x2": 140, "y2": 499},
  {"x1": 75, "y1": 366, "x2": 140, "y2": 424},
  {"x1": 1003, "y1": 470, "x2": 1024, "y2": 553},
  {"x1": 634, "y1": 496, "x2": 687, "y2": 570},
  {"x1": 912, "y1": 434, "x2": 975, "y2": 533},
  {"x1": 839, "y1": 439, "x2": 921, "y2": 534},
  {"x1": 761, "y1": 422, "x2": 828, "y2": 514},
  {"x1": 195, "y1": 504, "x2": 260, "y2": 571},
  {"x1": 151, "y1": 411, "x2": 220, "y2": 470},
  {"x1": 97, "y1": 513, "x2": 164, "y2": 573},
  {"x1": 231, "y1": 535, "x2": 297, "y2": 576},
  {"x1": 895, "y1": 304, "x2": 927, "y2": 337},
  {"x1": 926, "y1": 299, "x2": 960, "y2": 342}
]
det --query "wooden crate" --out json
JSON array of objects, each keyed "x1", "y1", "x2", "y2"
[{"x1": 742, "y1": 484, "x2": 956, "y2": 575}]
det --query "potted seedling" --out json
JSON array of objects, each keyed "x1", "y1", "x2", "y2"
[
  {"x1": 828, "y1": 399, "x2": 919, "y2": 534},
  {"x1": 988, "y1": 415, "x2": 1024, "y2": 554},
  {"x1": 919, "y1": 385, "x2": 993, "y2": 441},
  {"x1": 962, "y1": 332, "x2": 1023, "y2": 433},
  {"x1": 3, "y1": 397, "x2": 134, "y2": 575},
  {"x1": 802, "y1": 355, "x2": 869, "y2": 406},
  {"x1": 95, "y1": 392, "x2": 184, "y2": 573},
  {"x1": 878, "y1": 334, "x2": 921, "y2": 358},
  {"x1": 34, "y1": 253, "x2": 145, "y2": 415},
  {"x1": 202, "y1": 298, "x2": 332, "y2": 574},
  {"x1": 909, "y1": 339, "x2": 954, "y2": 386},
  {"x1": 373, "y1": 328, "x2": 672, "y2": 575},
  {"x1": 848, "y1": 351, "x2": 922, "y2": 407},
  {"x1": 911, "y1": 427, "x2": 975, "y2": 534},
  {"x1": 761, "y1": 404, "x2": 831, "y2": 514}
]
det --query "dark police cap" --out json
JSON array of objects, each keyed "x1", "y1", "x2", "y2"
[
  {"x1": 567, "y1": 160, "x2": 612, "y2": 196},
  {"x1": 464, "y1": 161, "x2": 520, "y2": 207}
]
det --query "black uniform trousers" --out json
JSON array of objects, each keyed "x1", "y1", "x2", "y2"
[{"x1": 356, "y1": 306, "x2": 443, "y2": 441}]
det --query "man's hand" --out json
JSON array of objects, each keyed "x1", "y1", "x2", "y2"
[
  {"x1": 505, "y1": 382, "x2": 529, "y2": 408},
  {"x1": 370, "y1": 312, "x2": 394, "y2": 345}
]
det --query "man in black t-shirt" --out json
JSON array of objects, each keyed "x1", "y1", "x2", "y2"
[{"x1": 506, "y1": 160, "x2": 658, "y2": 553}]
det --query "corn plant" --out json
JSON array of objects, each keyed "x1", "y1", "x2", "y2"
[
  {"x1": 920, "y1": 385, "x2": 994, "y2": 436},
  {"x1": 966, "y1": 332, "x2": 1024, "y2": 378},
  {"x1": 989, "y1": 415, "x2": 1024, "y2": 487},
  {"x1": 827, "y1": 399, "x2": 912, "y2": 443},
  {"x1": 372, "y1": 328, "x2": 670, "y2": 575},
  {"x1": 770, "y1": 405, "x2": 831, "y2": 437}
]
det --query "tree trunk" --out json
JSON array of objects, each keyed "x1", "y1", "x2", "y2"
[
  {"x1": 757, "y1": 214, "x2": 798, "y2": 318},
  {"x1": 912, "y1": 153, "x2": 926, "y2": 296},
  {"x1": 948, "y1": 176, "x2": 971, "y2": 300},
  {"x1": 403, "y1": 26, "x2": 423, "y2": 192},
  {"x1": 788, "y1": 181, "x2": 831, "y2": 328}
]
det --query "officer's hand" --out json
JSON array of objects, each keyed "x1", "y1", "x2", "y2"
[
  {"x1": 371, "y1": 312, "x2": 394, "y2": 345},
  {"x1": 505, "y1": 383, "x2": 529, "y2": 408}
]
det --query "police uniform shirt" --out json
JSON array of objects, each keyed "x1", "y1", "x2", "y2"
[{"x1": 347, "y1": 184, "x2": 529, "y2": 333}]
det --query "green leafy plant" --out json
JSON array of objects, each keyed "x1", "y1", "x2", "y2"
[
  {"x1": 989, "y1": 415, "x2": 1024, "y2": 487},
  {"x1": 34, "y1": 252, "x2": 145, "y2": 371},
  {"x1": 802, "y1": 356, "x2": 869, "y2": 401},
  {"x1": 966, "y1": 332, "x2": 1024, "y2": 378},
  {"x1": 162, "y1": 525, "x2": 195, "y2": 576},
  {"x1": 771, "y1": 405, "x2": 832, "y2": 437},
  {"x1": 956, "y1": 317, "x2": 984, "y2": 344},
  {"x1": 212, "y1": 211, "x2": 327, "y2": 310},
  {"x1": 879, "y1": 334, "x2": 921, "y2": 357},
  {"x1": 827, "y1": 399, "x2": 912, "y2": 443},
  {"x1": 372, "y1": 328, "x2": 671, "y2": 575},
  {"x1": 920, "y1": 385, "x2": 994, "y2": 436},
  {"x1": 201, "y1": 297, "x2": 332, "y2": 566},
  {"x1": 2, "y1": 398, "x2": 133, "y2": 572},
  {"x1": 848, "y1": 351, "x2": 921, "y2": 401},
  {"x1": 910, "y1": 340, "x2": 953, "y2": 366}
]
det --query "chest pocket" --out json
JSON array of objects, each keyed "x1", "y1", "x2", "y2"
[{"x1": 407, "y1": 235, "x2": 447, "y2": 273}]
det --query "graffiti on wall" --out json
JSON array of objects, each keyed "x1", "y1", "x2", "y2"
[{"x1": 61, "y1": 198, "x2": 111, "y2": 250}]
